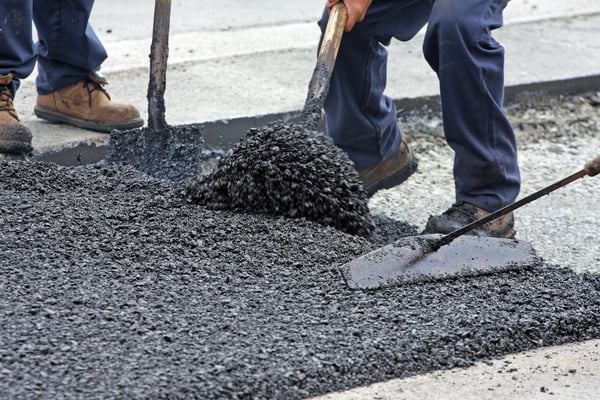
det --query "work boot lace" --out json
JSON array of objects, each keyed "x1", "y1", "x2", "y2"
[
  {"x1": 82, "y1": 77, "x2": 109, "y2": 108},
  {"x1": 0, "y1": 84, "x2": 18, "y2": 121}
]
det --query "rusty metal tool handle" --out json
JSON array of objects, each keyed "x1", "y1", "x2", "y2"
[
  {"x1": 434, "y1": 155, "x2": 600, "y2": 249},
  {"x1": 147, "y1": 0, "x2": 171, "y2": 131},
  {"x1": 301, "y1": 3, "x2": 347, "y2": 124}
]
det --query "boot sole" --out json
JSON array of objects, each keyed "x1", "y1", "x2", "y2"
[
  {"x1": 366, "y1": 155, "x2": 418, "y2": 197},
  {"x1": 34, "y1": 106, "x2": 144, "y2": 133}
]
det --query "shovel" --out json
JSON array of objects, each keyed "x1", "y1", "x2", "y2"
[
  {"x1": 341, "y1": 156, "x2": 600, "y2": 290},
  {"x1": 105, "y1": 0, "x2": 207, "y2": 182}
]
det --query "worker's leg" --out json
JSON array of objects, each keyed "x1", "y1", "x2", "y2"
[
  {"x1": 318, "y1": 0, "x2": 432, "y2": 170},
  {"x1": 32, "y1": 0, "x2": 107, "y2": 94},
  {"x1": 0, "y1": 1, "x2": 35, "y2": 154},
  {"x1": 31, "y1": 0, "x2": 141, "y2": 132},
  {"x1": 423, "y1": 0, "x2": 520, "y2": 211},
  {"x1": 0, "y1": 0, "x2": 36, "y2": 95}
]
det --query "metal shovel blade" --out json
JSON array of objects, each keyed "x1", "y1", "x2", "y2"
[{"x1": 340, "y1": 234, "x2": 539, "y2": 290}]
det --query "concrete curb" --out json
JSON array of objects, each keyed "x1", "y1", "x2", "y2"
[{"x1": 30, "y1": 74, "x2": 600, "y2": 166}]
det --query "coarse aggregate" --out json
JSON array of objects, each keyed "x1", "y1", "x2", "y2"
[
  {"x1": 187, "y1": 61, "x2": 374, "y2": 238},
  {"x1": 108, "y1": 61, "x2": 374, "y2": 237},
  {"x1": 187, "y1": 121, "x2": 373, "y2": 237},
  {"x1": 2, "y1": 157, "x2": 600, "y2": 399}
]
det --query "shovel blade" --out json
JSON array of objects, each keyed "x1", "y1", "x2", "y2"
[{"x1": 340, "y1": 234, "x2": 539, "y2": 290}]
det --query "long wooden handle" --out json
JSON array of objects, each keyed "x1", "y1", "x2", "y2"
[
  {"x1": 318, "y1": 3, "x2": 348, "y2": 71},
  {"x1": 147, "y1": 0, "x2": 171, "y2": 131},
  {"x1": 301, "y1": 3, "x2": 348, "y2": 125}
]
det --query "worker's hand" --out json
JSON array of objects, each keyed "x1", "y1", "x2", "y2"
[{"x1": 326, "y1": 0, "x2": 373, "y2": 32}]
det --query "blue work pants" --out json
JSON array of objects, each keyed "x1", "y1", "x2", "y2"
[
  {"x1": 0, "y1": 0, "x2": 106, "y2": 96},
  {"x1": 319, "y1": 0, "x2": 520, "y2": 211}
]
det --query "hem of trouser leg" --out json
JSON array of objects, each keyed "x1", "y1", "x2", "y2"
[
  {"x1": 355, "y1": 131, "x2": 404, "y2": 172},
  {"x1": 35, "y1": 76, "x2": 87, "y2": 95},
  {"x1": 455, "y1": 195, "x2": 510, "y2": 213},
  {"x1": 35, "y1": 65, "x2": 101, "y2": 95}
]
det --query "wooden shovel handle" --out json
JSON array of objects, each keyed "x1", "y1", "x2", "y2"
[
  {"x1": 318, "y1": 3, "x2": 348, "y2": 71},
  {"x1": 301, "y1": 3, "x2": 348, "y2": 124}
]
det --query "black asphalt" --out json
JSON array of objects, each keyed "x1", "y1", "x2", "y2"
[
  {"x1": 2, "y1": 161, "x2": 600, "y2": 399},
  {"x1": 188, "y1": 122, "x2": 373, "y2": 237}
]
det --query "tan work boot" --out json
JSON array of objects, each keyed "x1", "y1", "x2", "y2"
[
  {"x1": 34, "y1": 72, "x2": 143, "y2": 133},
  {"x1": 358, "y1": 138, "x2": 418, "y2": 197},
  {"x1": 0, "y1": 74, "x2": 33, "y2": 155},
  {"x1": 423, "y1": 201, "x2": 516, "y2": 238}
]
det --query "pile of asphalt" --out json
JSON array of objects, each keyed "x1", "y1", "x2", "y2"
[
  {"x1": 187, "y1": 122, "x2": 374, "y2": 237},
  {"x1": 106, "y1": 118, "x2": 373, "y2": 237},
  {"x1": 2, "y1": 160, "x2": 600, "y2": 399}
]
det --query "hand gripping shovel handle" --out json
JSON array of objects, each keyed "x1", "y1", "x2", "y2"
[{"x1": 434, "y1": 155, "x2": 600, "y2": 249}]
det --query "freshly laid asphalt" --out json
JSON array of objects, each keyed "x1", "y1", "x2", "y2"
[
  {"x1": 2, "y1": 161, "x2": 600, "y2": 399},
  {"x1": 2, "y1": 1, "x2": 600, "y2": 399}
]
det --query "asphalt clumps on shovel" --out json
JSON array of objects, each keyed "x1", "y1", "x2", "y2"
[
  {"x1": 186, "y1": 121, "x2": 375, "y2": 237},
  {"x1": 2, "y1": 160, "x2": 600, "y2": 399}
]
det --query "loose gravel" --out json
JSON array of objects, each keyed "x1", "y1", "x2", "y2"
[
  {"x1": 187, "y1": 61, "x2": 373, "y2": 237},
  {"x1": 187, "y1": 122, "x2": 373, "y2": 237},
  {"x1": 1, "y1": 92, "x2": 600, "y2": 399}
]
